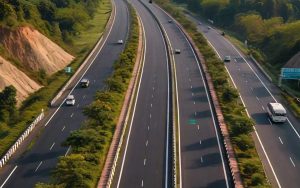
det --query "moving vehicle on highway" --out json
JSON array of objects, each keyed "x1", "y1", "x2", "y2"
[
  {"x1": 117, "y1": 39, "x2": 124, "y2": 44},
  {"x1": 65, "y1": 95, "x2": 75, "y2": 106},
  {"x1": 80, "y1": 78, "x2": 90, "y2": 88},
  {"x1": 267, "y1": 102, "x2": 287, "y2": 123},
  {"x1": 224, "y1": 55, "x2": 231, "y2": 62},
  {"x1": 174, "y1": 49, "x2": 181, "y2": 54}
]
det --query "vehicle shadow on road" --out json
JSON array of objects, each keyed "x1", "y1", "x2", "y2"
[
  {"x1": 20, "y1": 150, "x2": 63, "y2": 164},
  {"x1": 187, "y1": 152, "x2": 221, "y2": 169},
  {"x1": 184, "y1": 137, "x2": 217, "y2": 152}
]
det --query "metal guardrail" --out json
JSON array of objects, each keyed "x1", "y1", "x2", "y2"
[{"x1": 0, "y1": 110, "x2": 44, "y2": 168}]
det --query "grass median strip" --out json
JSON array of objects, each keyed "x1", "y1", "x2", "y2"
[
  {"x1": 35, "y1": 3, "x2": 139, "y2": 188},
  {"x1": 154, "y1": 0, "x2": 270, "y2": 187}
]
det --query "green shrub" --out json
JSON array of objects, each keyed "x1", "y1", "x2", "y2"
[
  {"x1": 251, "y1": 173, "x2": 265, "y2": 186},
  {"x1": 222, "y1": 86, "x2": 239, "y2": 102},
  {"x1": 234, "y1": 134, "x2": 254, "y2": 151}
]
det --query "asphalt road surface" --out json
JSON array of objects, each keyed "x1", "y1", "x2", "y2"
[
  {"x1": 113, "y1": 0, "x2": 170, "y2": 187},
  {"x1": 187, "y1": 14, "x2": 300, "y2": 188},
  {"x1": 0, "y1": 0, "x2": 130, "y2": 187},
  {"x1": 143, "y1": 2, "x2": 232, "y2": 188}
]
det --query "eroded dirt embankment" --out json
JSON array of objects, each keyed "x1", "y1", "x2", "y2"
[
  {"x1": 0, "y1": 27, "x2": 74, "y2": 75},
  {"x1": 0, "y1": 56, "x2": 41, "y2": 102},
  {"x1": 0, "y1": 26, "x2": 74, "y2": 103}
]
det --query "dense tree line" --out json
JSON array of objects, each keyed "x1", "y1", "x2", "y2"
[
  {"x1": 175, "y1": 0, "x2": 300, "y2": 68},
  {"x1": 0, "y1": 0, "x2": 101, "y2": 42}
]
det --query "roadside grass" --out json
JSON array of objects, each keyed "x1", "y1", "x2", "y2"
[
  {"x1": 73, "y1": 0, "x2": 111, "y2": 51},
  {"x1": 0, "y1": 0, "x2": 111, "y2": 157}
]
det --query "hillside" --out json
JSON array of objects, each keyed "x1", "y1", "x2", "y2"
[
  {"x1": 0, "y1": 0, "x2": 102, "y2": 103},
  {"x1": 0, "y1": 26, "x2": 74, "y2": 75},
  {"x1": 0, "y1": 56, "x2": 41, "y2": 102}
]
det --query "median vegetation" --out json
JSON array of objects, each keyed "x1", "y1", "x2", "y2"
[
  {"x1": 36, "y1": 3, "x2": 139, "y2": 188},
  {"x1": 154, "y1": 0, "x2": 269, "y2": 187},
  {"x1": 0, "y1": 0, "x2": 111, "y2": 157}
]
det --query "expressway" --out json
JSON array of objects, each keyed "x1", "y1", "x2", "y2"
[
  {"x1": 0, "y1": 0, "x2": 130, "y2": 187},
  {"x1": 187, "y1": 14, "x2": 300, "y2": 188},
  {"x1": 143, "y1": 2, "x2": 232, "y2": 188},
  {"x1": 112, "y1": 0, "x2": 170, "y2": 187}
]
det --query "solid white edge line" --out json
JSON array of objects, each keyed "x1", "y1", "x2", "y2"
[
  {"x1": 253, "y1": 127, "x2": 282, "y2": 188},
  {"x1": 0, "y1": 1, "x2": 118, "y2": 187},
  {"x1": 200, "y1": 23, "x2": 282, "y2": 187},
  {"x1": 116, "y1": 13, "x2": 147, "y2": 188},
  {"x1": 160, "y1": 10, "x2": 231, "y2": 187},
  {"x1": 0, "y1": 166, "x2": 17, "y2": 188},
  {"x1": 161, "y1": 26, "x2": 182, "y2": 188},
  {"x1": 203, "y1": 26, "x2": 282, "y2": 186},
  {"x1": 189, "y1": 17, "x2": 281, "y2": 188},
  {"x1": 222, "y1": 34, "x2": 300, "y2": 139},
  {"x1": 44, "y1": 0, "x2": 117, "y2": 128}
]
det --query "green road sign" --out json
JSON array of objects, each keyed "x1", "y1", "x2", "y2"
[
  {"x1": 65, "y1": 67, "x2": 72, "y2": 73},
  {"x1": 188, "y1": 119, "x2": 197, "y2": 125},
  {"x1": 281, "y1": 68, "x2": 300, "y2": 79}
]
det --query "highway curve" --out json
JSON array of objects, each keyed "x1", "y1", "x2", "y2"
[
  {"x1": 188, "y1": 14, "x2": 300, "y2": 188},
  {"x1": 0, "y1": 0, "x2": 130, "y2": 187},
  {"x1": 112, "y1": 0, "x2": 171, "y2": 187},
  {"x1": 143, "y1": 2, "x2": 233, "y2": 188}
]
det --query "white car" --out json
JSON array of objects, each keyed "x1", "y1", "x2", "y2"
[
  {"x1": 224, "y1": 56, "x2": 231, "y2": 62},
  {"x1": 65, "y1": 95, "x2": 75, "y2": 106},
  {"x1": 117, "y1": 39, "x2": 123, "y2": 44},
  {"x1": 174, "y1": 49, "x2": 181, "y2": 54}
]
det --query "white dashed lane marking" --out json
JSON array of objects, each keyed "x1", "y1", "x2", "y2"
[
  {"x1": 34, "y1": 161, "x2": 43, "y2": 172},
  {"x1": 279, "y1": 137, "x2": 283, "y2": 144},
  {"x1": 49, "y1": 142, "x2": 55, "y2": 151},
  {"x1": 290, "y1": 157, "x2": 296, "y2": 167}
]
